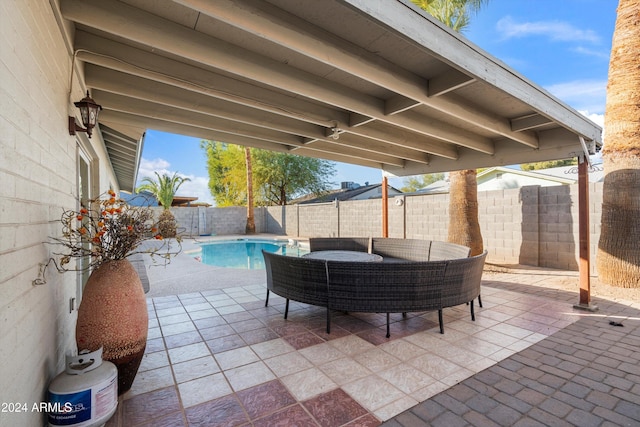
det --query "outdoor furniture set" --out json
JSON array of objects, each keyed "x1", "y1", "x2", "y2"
[{"x1": 262, "y1": 237, "x2": 487, "y2": 337}]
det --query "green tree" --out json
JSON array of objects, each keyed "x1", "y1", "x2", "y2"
[
  {"x1": 244, "y1": 147, "x2": 255, "y2": 234},
  {"x1": 136, "y1": 171, "x2": 190, "y2": 237},
  {"x1": 597, "y1": 0, "x2": 640, "y2": 288},
  {"x1": 253, "y1": 150, "x2": 336, "y2": 205},
  {"x1": 201, "y1": 141, "x2": 246, "y2": 207},
  {"x1": 412, "y1": 0, "x2": 488, "y2": 256},
  {"x1": 401, "y1": 173, "x2": 445, "y2": 192},
  {"x1": 411, "y1": 0, "x2": 486, "y2": 32},
  {"x1": 202, "y1": 141, "x2": 336, "y2": 206},
  {"x1": 521, "y1": 159, "x2": 577, "y2": 171}
]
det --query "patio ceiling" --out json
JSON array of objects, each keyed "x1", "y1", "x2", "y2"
[{"x1": 57, "y1": 0, "x2": 602, "y2": 192}]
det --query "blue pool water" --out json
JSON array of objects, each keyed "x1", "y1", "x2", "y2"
[{"x1": 196, "y1": 239, "x2": 307, "y2": 270}]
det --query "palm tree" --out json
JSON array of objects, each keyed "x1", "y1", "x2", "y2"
[
  {"x1": 596, "y1": 0, "x2": 640, "y2": 288},
  {"x1": 136, "y1": 172, "x2": 190, "y2": 238},
  {"x1": 412, "y1": 0, "x2": 487, "y2": 256},
  {"x1": 245, "y1": 147, "x2": 256, "y2": 234}
]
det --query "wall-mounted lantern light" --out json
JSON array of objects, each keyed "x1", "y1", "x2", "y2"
[{"x1": 68, "y1": 91, "x2": 102, "y2": 138}]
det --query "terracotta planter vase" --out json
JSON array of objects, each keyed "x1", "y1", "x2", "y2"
[{"x1": 76, "y1": 259, "x2": 148, "y2": 395}]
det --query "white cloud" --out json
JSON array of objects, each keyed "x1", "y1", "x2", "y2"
[
  {"x1": 138, "y1": 158, "x2": 171, "y2": 172},
  {"x1": 571, "y1": 46, "x2": 610, "y2": 60},
  {"x1": 136, "y1": 157, "x2": 215, "y2": 205},
  {"x1": 579, "y1": 111, "x2": 604, "y2": 128},
  {"x1": 497, "y1": 16, "x2": 601, "y2": 44},
  {"x1": 544, "y1": 79, "x2": 607, "y2": 114}
]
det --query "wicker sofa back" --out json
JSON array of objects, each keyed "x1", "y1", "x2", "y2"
[
  {"x1": 308, "y1": 237, "x2": 371, "y2": 253},
  {"x1": 262, "y1": 241, "x2": 486, "y2": 337},
  {"x1": 308, "y1": 237, "x2": 470, "y2": 262}
]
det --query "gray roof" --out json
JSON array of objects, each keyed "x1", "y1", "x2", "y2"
[{"x1": 56, "y1": 0, "x2": 602, "y2": 190}]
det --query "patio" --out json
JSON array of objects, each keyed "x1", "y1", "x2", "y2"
[{"x1": 104, "y1": 239, "x2": 640, "y2": 426}]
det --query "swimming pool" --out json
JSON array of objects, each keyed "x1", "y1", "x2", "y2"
[{"x1": 194, "y1": 238, "x2": 308, "y2": 270}]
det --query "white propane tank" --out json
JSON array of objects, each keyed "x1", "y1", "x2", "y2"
[{"x1": 48, "y1": 348, "x2": 118, "y2": 427}]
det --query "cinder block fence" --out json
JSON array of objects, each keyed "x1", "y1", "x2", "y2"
[{"x1": 163, "y1": 182, "x2": 603, "y2": 274}]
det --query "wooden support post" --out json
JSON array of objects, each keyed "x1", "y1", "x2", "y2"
[
  {"x1": 574, "y1": 156, "x2": 598, "y2": 312},
  {"x1": 382, "y1": 176, "x2": 389, "y2": 237}
]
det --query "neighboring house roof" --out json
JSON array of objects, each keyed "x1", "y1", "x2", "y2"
[
  {"x1": 418, "y1": 164, "x2": 604, "y2": 194},
  {"x1": 296, "y1": 183, "x2": 402, "y2": 204},
  {"x1": 531, "y1": 164, "x2": 605, "y2": 183},
  {"x1": 120, "y1": 191, "x2": 200, "y2": 207}
]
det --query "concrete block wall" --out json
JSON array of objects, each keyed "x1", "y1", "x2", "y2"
[
  {"x1": 479, "y1": 187, "x2": 530, "y2": 265},
  {"x1": 404, "y1": 193, "x2": 449, "y2": 241},
  {"x1": 298, "y1": 203, "x2": 339, "y2": 237},
  {"x1": 339, "y1": 199, "x2": 382, "y2": 237},
  {"x1": 173, "y1": 182, "x2": 603, "y2": 275},
  {"x1": 1, "y1": 2, "x2": 84, "y2": 425},
  {"x1": 264, "y1": 206, "x2": 290, "y2": 235},
  {"x1": 258, "y1": 184, "x2": 603, "y2": 274}
]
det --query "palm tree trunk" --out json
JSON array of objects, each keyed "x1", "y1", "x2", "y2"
[
  {"x1": 245, "y1": 147, "x2": 256, "y2": 234},
  {"x1": 448, "y1": 169, "x2": 483, "y2": 255},
  {"x1": 596, "y1": 0, "x2": 640, "y2": 287}
]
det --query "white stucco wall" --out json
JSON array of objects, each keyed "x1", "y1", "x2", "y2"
[{"x1": 0, "y1": 2, "x2": 118, "y2": 425}]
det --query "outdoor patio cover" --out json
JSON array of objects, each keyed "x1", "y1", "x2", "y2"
[{"x1": 56, "y1": 0, "x2": 602, "y2": 193}]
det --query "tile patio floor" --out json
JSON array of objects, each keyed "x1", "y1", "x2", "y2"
[{"x1": 105, "y1": 265, "x2": 640, "y2": 427}]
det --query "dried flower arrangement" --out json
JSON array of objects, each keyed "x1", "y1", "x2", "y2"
[{"x1": 34, "y1": 190, "x2": 181, "y2": 283}]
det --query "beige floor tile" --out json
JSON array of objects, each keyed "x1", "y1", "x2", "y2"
[
  {"x1": 374, "y1": 395, "x2": 419, "y2": 422},
  {"x1": 299, "y1": 342, "x2": 345, "y2": 365},
  {"x1": 215, "y1": 346, "x2": 259, "y2": 370},
  {"x1": 138, "y1": 350, "x2": 169, "y2": 372},
  {"x1": 225, "y1": 361, "x2": 276, "y2": 392},
  {"x1": 440, "y1": 367, "x2": 475, "y2": 386},
  {"x1": 452, "y1": 337, "x2": 503, "y2": 358},
  {"x1": 216, "y1": 304, "x2": 245, "y2": 314},
  {"x1": 250, "y1": 338, "x2": 295, "y2": 359},
  {"x1": 378, "y1": 339, "x2": 427, "y2": 362},
  {"x1": 488, "y1": 347, "x2": 517, "y2": 362},
  {"x1": 188, "y1": 309, "x2": 220, "y2": 320},
  {"x1": 265, "y1": 352, "x2": 313, "y2": 376},
  {"x1": 342, "y1": 375, "x2": 404, "y2": 412},
  {"x1": 319, "y1": 357, "x2": 371, "y2": 386},
  {"x1": 167, "y1": 342, "x2": 210, "y2": 364},
  {"x1": 160, "y1": 321, "x2": 197, "y2": 336},
  {"x1": 281, "y1": 367, "x2": 338, "y2": 401},
  {"x1": 158, "y1": 313, "x2": 192, "y2": 326},
  {"x1": 147, "y1": 327, "x2": 163, "y2": 340},
  {"x1": 127, "y1": 366, "x2": 175, "y2": 397},
  {"x1": 178, "y1": 373, "x2": 232, "y2": 407},
  {"x1": 411, "y1": 380, "x2": 450, "y2": 401},
  {"x1": 491, "y1": 322, "x2": 535, "y2": 340},
  {"x1": 173, "y1": 356, "x2": 220, "y2": 383},
  {"x1": 409, "y1": 354, "x2": 461, "y2": 379},
  {"x1": 354, "y1": 348, "x2": 401, "y2": 372},
  {"x1": 472, "y1": 329, "x2": 521, "y2": 347},
  {"x1": 328, "y1": 335, "x2": 376, "y2": 356},
  {"x1": 155, "y1": 306, "x2": 187, "y2": 317},
  {"x1": 378, "y1": 364, "x2": 436, "y2": 394}
]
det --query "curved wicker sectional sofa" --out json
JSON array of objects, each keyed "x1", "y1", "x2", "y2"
[{"x1": 263, "y1": 238, "x2": 487, "y2": 337}]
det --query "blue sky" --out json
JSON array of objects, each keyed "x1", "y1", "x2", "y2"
[{"x1": 137, "y1": 0, "x2": 616, "y2": 205}]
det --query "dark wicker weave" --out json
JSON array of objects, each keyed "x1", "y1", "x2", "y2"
[
  {"x1": 326, "y1": 260, "x2": 447, "y2": 337},
  {"x1": 429, "y1": 240, "x2": 471, "y2": 260},
  {"x1": 262, "y1": 240, "x2": 486, "y2": 337},
  {"x1": 262, "y1": 251, "x2": 330, "y2": 329},
  {"x1": 309, "y1": 237, "x2": 371, "y2": 253},
  {"x1": 441, "y1": 250, "x2": 488, "y2": 326},
  {"x1": 371, "y1": 238, "x2": 431, "y2": 262}
]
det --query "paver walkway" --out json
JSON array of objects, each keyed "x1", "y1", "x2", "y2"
[
  {"x1": 105, "y1": 248, "x2": 640, "y2": 426},
  {"x1": 383, "y1": 310, "x2": 640, "y2": 426}
]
